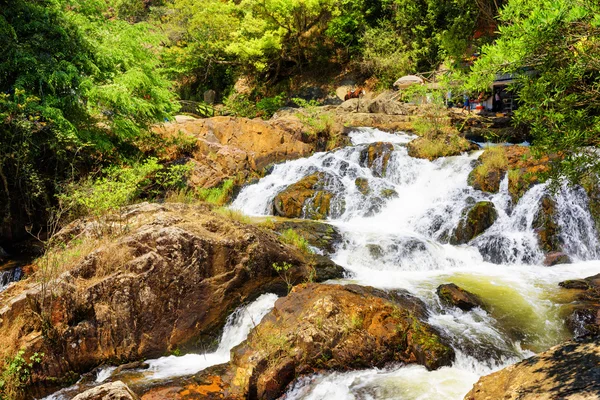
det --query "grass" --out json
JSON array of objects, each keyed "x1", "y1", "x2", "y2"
[
  {"x1": 408, "y1": 134, "x2": 473, "y2": 160},
  {"x1": 197, "y1": 179, "x2": 235, "y2": 206},
  {"x1": 214, "y1": 207, "x2": 252, "y2": 224},
  {"x1": 280, "y1": 228, "x2": 312, "y2": 254}
]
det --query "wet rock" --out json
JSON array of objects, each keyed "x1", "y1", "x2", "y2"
[
  {"x1": 355, "y1": 177, "x2": 370, "y2": 195},
  {"x1": 558, "y1": 273, "x2": 600, "y2": 338},
  {"x1": 267, "y1": 220, "x2": 343, "y2": 254},
  {"x1": 450, "y1": 201, "x2": 498, "y2": 245},
  {"x1": 380, "y1": 188, "x2": 399, "y2": 199},
  {"x1": 73, "y1": 381, "x2": 139, "y2": 400},
  {"x1": 338, "y1": 98, "x2": 371, "y2": 113},
  {"x1": 366, "y1": 244, "x2": 384, "y2": 259},
  {"x1": 223, "y1": 283, "x2": 454, "y2": 400},
  {"x1": 543, "y1": 251, "x2": 571, "y2": 266},
  {"x1": 532, "y1": 195, "x2": 562, "y2": 253},
  {"x1": 359, "y1": 142, "x2": 394, "y2": 177},
  {"x1": 0, "y1": 203, "x2": 344, "y2": 388},
  {"x1": 437, "y1": 283, "x2": 484, "y2": 311},
  {"x1": 272, "y1": 172, "x2": 338, "y2": 220},
  {"x1": 465, "y1": 339, "x2": 600, "y2": 400}
]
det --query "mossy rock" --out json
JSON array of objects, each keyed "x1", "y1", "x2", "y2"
[
  {"x1": 407, "y1": 133, "x2": 477, "y2": 161},
  {"x1": 532, "y1": 194, "x2": 562, "y2": 253},
  {"x1": 273, "y1": 172, "x2": 336, "y2": 220},
  {"x1": 359, "y1": 142, "x2": 394, "y2": 177},
  {"x1": 355, "y1": 177, "x2": 370, "y2": 195},
  {"x1": 450, "y1": 201, "x2": 498, "y2": 244},
  {"x1": 268, "y1": 220, "x2": 343, "y2": 254},
  {"x1": 436, "y1": 283, "x2": 484, "y2": 311}
]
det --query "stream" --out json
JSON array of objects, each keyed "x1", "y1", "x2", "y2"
[{"x1": 45, "y1": 128, "x2": 600, "y2": 399}]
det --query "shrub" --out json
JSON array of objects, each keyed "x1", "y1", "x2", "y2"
[
  {"x1": 280, "y1": 229, "x2": 312, "y2": 254},
  {"x1": 293, "y1": 98, "x2": 335, "y2": 138},
  {"x1": 197, "y1": 179, "x2": 235, "y2": 205},
  {"x1": 256, "y1": 93, "x2": 286, "y2": 119},
  {"x1": 0, "y1": 350, "x2": 44, "y2": 400}
]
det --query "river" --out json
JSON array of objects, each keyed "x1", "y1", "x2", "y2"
[{"x1": 45, "y1": 128, "x2": 600, "y2": 399}]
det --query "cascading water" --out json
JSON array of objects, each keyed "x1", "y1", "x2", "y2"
[
  {"x1": 0, "y1": 266, "x2": 22, "y2": 292},
  {"x1": 230, "y1": 127, "x2": 600, "y2": 399},
  {"x1": 42, "y1": 293, "x2": 278, "y2": 399}
]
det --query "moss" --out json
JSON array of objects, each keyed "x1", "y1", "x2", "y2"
[
  {"x1": 355, "y1": 178, "x2": 370, "y2": 195},
  {"x1": 407, "y1": 133, "x2": 474, "y2": 161}
]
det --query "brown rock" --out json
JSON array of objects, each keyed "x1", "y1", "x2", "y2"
[
  {"x1": 273, "y1": 173, "x2": 339, "y2": 220},
  {"x1": 559, "y1": 273, "x2": 600, "y2": 338},
  {"x1": 436, "y1": 283, "x2": 484, "y2": 311},
  {"x1": 0, "y1": 203, "x2": 344, "y2": 389},
  {"x1": 464, "y1": 340, "x2": 600, "y2": 400},
  {"x1": 359, "y1": 142, "x2": 394, "y2": 177},
  {"x1": 543, "y1": 251, "x2": 571, "y2": 266},
  {"x1": 450, "y1": 201, "x2": 498, "y2": 245},
  {"x1": 72, "y1": 381, "x2": 139, "y2": 400},
  {"x1": 222, "y1": 283, "x2": 454, "y2": 400},
  {"x1": 267, "y1": 219, "x2": 343, "y2": 254}
]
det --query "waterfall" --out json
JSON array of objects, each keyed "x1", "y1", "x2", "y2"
[
  {"x1": 230, "y1": 128, "x2": 600, "y2": 399},
  {"x1": 0, "y1": 267, "x2": 22, "y2": 292},
  {"x1": 42, "y1": 293, "x2": 278, "y2": 399}
]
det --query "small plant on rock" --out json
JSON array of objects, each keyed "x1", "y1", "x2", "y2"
[{"x1": 272, "y1": 262, "x2": 295, "y2": 294}]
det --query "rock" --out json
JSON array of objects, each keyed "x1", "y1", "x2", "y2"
[
  {"x1": 272, "y1": 172, "x2": 340, "y2": 220},
  {"x1": 73, "y1": 381, "x2": 139, "y2": 400},
  {"x1": 366, "y1": 244, "x2": 384, "y2": 259},
  {"x1": 0, "y1": 203, "x2": 345, "y2": 388},
  {"x1": 295, "y1": 86, "x2": 326, "y2": 102},
  {"x1": 407, "y1": 134, "x2": 476, "y2": 161},
  {"x1": 437, "y1": 283, "x2": 484, "y2": 311},
  {"x1": 464, "y1": 339, "x2": 600, "y2": 400},
  {"x1": 367, "y1": 92, "x2": 407, "y2": 115},
  {"x1": 450, "y1": 201, "x2": 498, "y2": 245},
  {"x1": 0, "y1": 246, "x2": 8, "y2": 259},
  {"x1": 222, "y1": 283, "x2": 454, "y2": 400},
  {"x1": 355, "y1": 177, "x2": 370, "y2": 195},
  {"x1": 267, "y1": 220, "x2": 343, "y2": 254},
  {"x1": 338, "y1": 98, "x2": 370, "y2": 113},
  {"x1": 533, "y1": 195, "x2": 562, "y2": 253},
  {"x1": 153, "y1": 116, "x2": 316, "y2": 189},
  {"x1": 359, "y1": 142, "x2": 394, "y2": 177},
  {"x1": 558, "y1": 273, "x2": 600, "y2": 338},
  {"x1": 543, "y1": 251, "x2": 571, "y2": 266}
]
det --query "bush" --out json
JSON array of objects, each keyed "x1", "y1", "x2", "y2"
[
  {"x1": 0, "y1": 350, "x2": 44, "y2": 400},
  {"x1": 280, "y1": 228, "x2": 312, "y2": 254},
  {"x1": 197, "y1": 179, "x2": 235, "y2": 205},
  {"x1": 223, "y1": 92, "x2": 258, "y2": 118},
  {"x1": 256, "y1": 93, "x2": 286, "y2": 119}
]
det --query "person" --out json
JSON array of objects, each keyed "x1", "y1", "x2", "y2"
[
  {"x1": 494, "y1": 91, "x2": 504, "y2": 112},
  {"x1": 462, "y1": 94, "x2": 470, "y2": 114}
]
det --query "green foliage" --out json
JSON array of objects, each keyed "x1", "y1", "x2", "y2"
[
  {"x1": 280, "y1": 228, "x2": 312, "y2": 254},
  {"x1": 257, "y1": 93, "x2": 287, "y2": 119},
  {"x1": 469, "y1": 0, "x2": 600, "y2": 183},
  {"x1": 360, "y1": 22, "x2": 413, "y2": 86},
  {"x1": 197, "y1": 179, "x2": 235, "y2": 205},
  {"x1": 0, "y1": 350, "x2": 44, "y2": 400},
  {"x1": 59, "y1": 159, "x2": 192, "y2": 221},
  {"x1": 223, "y1": 93, "x2": 259, "y2": 118},
  {"x1": 293, "y1": 98, "x2": 335, "y2": 137},
  {"x1": 272, "y1": 261, "x2": 295, "y2": 293},
  {"x1": 0, "y1": 0, "x2": 177, "y2": 237}
]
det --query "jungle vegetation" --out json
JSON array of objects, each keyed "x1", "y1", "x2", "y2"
[{"x1": 0, "y1": 0, "x2": 598, "y2": 240}]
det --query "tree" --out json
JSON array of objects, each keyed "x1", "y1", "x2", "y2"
[
  {"x1": 468, "y1": 0, "x2": 600, "y2": 182},
  {"x1": 0, "y1": 0, "x2": 176, "y2": 240}
]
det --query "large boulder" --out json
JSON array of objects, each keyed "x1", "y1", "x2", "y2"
[
  {"x1": 154, "y1": 116, "x2": 316, "y2": 189},
  {"x1": 465, "y1": 339, "x2": 600, "y2": 400},
  {"x1": 223, "y1": 283, "x2": 454, "y2": 400},
  {"x1": 558, "y1": 273, "x2": 600, "y2": 338},
  {"x1": 147, "y1": 283, "x2": 455, "y2": 400},
  {"x1": 272, "y1": 172, "x2": 341, "y2": 220},
  {"x1": 0, "y1": 203, "x2": 344, "y2": 389},
  {"x1": 73, "y1": 381, "x2": 139, "y2": 400},
  {"x1": 359, "y1": 142, "x2": 394, "y2": 177},
  {"x1": 266, "y1": 219, "x2": 343, "y2": 254},
  {"x1": 450, "y1": 201, "x2": 498, "y2": 245},
  {"x1": 407, "y1": 134, "x2": 477, "y2": 161},
  {"x1": 437, "y1": 283, "x2": 484, "y2": 311}
]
